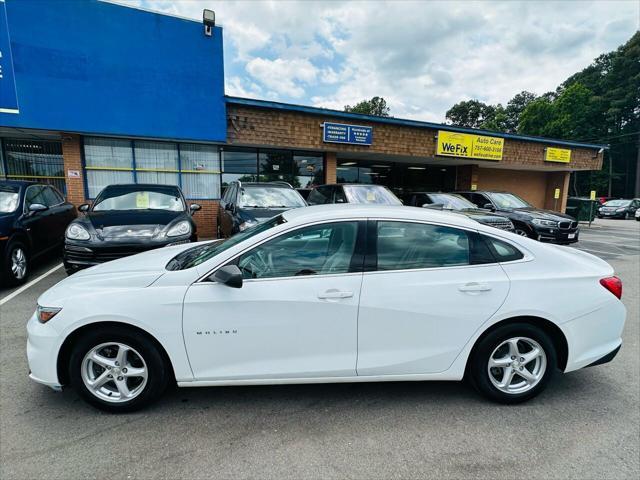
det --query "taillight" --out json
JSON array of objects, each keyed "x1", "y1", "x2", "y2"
[{"x1": 600, "y1": 276, "x2": 622, "y2": 299}]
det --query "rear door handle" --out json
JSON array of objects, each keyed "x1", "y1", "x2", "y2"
[
  {"x1": 458, "y1": 282, "x2": 492, "y2": 293},
  {"x1": 318, "y1": 289, "x2": 354, "y2": 300}
]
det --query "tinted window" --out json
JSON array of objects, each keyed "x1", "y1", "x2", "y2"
[
  {"x1": 376, "y1": 221, "x2": 470, "y2": 270},
  {"x1": 308, "y1": 186, "x2": 332, "y2": 205},
  {"x1": 42, "y1": 186, "x2": 63, "y2": 206},
  {"x1": 428, "y1": 193, "x2": 476, "y2": 210},
  {"x1": 25, "y1": 186, "x2": 46, "y2": 208},
  {"x1": 470, "y1": 193, "x2": 489, "y2": 208},
  {"x1": 238, "y1": 222, "x2": 359, "y2": 279},
  {"x1": 334, "y1": 186, "x2": 347, "y2": 203},
  {"x1": 483, "y1": 236, "x2": 524, "y2": 262}
]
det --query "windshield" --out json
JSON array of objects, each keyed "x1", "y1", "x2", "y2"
[
  {"x1": 486, "y1": 192, "x2": 531, "y2": 209},
  {"x1": 238, "y1": 187, "x2": 306, "y2": 208},
  {"x1": 428, "y1": 193, "x2": 476, "y2": 210},
  {"x1": 343, "y1": 185, "x2": 402, "y2": 205},
  {"x1": 603, "y1": 199, "x2": 630, "y2": 207},
  {"x1": 93, "y1": 187, "x2": 185, "y2": 212},
  {"x1": 0, "y1": 185, "x2": 20, "y2": 213},
  {"x1": 166, "y1": 215, "x2": 286, "y2": 270}
]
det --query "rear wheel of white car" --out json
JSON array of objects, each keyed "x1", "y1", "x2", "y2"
[
  {"x1": 69, "y1": 328, "x2": 169, "y2": 412},
  {"x1": 469, "y1": 323, "x2": 557, "y2": 404}
]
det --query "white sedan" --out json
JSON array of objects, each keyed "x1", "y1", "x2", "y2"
[{"x1": 27, "y1": 205, "x2": 626, "y2": 412}]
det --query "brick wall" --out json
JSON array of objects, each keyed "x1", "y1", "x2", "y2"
[
  {"x1": 227, "y1": 105, "x2": 603, "y2": 172},
  {"x1": 61, "y1": 134, "x2": 86, "y2": 206}
]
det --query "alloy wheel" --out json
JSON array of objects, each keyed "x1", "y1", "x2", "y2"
[
  {"x1": 81, "y1": 342, "x2": 148, "y2": 403},
  {"x1": 487, "y1": 337, "x2": 547, "y2": 394},
  {"x1": 10, "y1": 247, "x2": 27, "y2": 280},
  {"x1": 515, "y1": 229, "x2": 528, "y2": 237}
]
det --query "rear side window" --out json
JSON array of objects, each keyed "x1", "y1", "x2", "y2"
[
  {"x1": 483, "y1": 236, "x2": 524, "y2": 262},
  {"x1": 376, "y1": 221, "x2": 470, "y2": 270},
  {"x1": 308, "y1": 186, "x2": 332, "y2": 205}
]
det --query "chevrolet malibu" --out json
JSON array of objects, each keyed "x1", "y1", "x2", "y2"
[{"x1": 27, "y1": 205, "x2": 626, "y2": 412}]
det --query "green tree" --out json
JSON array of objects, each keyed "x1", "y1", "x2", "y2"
[
  {"x1": 344, "y1": 96, "x2": 391, "y2": 116},
  {"x1": 445, "y1": 99, "x2": 497, "y2": 129}
]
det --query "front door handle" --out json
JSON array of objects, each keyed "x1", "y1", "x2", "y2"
[
  {"x1": 318, "y1": 289, "x2": 354, "y2": 300},
  {"x1": 458, "y1": 282, "x2": 492, "y2": 293}
]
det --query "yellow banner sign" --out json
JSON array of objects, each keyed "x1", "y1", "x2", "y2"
[
  {"x1": 545, "y1": 147, "x2": 571, "y2": 163},
  {"x1": 437, "y1": 131, "x2": 504, "y2": 161}
]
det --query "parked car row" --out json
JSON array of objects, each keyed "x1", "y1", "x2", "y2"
[{"x1": 9, "y1": 177, "x2": 627, "y2": 287}]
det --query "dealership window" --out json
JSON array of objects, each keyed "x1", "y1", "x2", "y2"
[
  {"x1": 84, "y1": 137, "x2": 221, "y2": 199},
  {"x1": 222, "y1": 147, "x2": 258, "y2": 187},
  {"x1": 222, "y1": 147, "x2": 323, "y2": 191},
  {"x1": 0, "y1": 138, "x2": 66, "y2": 193},
  {"x1": 337, "y1": 160, "x2": 455, "y2": 195}
]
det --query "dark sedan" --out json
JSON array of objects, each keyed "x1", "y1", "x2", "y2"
[
  {"x1": 597, "y1": 198, "x2": 640, "y2": 219},
  {"x1": 1, "y1": 180, "x2": 76, "y2": 286},
  {"x1": 63, "y1": 184, "x2": 200, "y2": 274},
  {"x1": 456, "y1": 190, "x2": 579, "y2": 244},
  {"x1": 403, "y1": 192, "x2": 515, "y2": 231}
]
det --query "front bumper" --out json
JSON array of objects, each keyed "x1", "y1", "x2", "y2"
[
  {"x1": 598, "y1": 210, "x2": 626, "y2": 218},
  {"x1": 26, "y1": 311, "x2": 63, "y2": 390},
  {"x1": 532, "y1": 226, "x2": 579, "y2": 244},
  {"x1": 64, "y1": 236, "x2": 193, "y2": 271}
]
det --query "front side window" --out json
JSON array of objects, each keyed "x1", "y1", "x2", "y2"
[
  {"x1": 42, "y1": 186, "x2": 64, "y2": 206},
  {"x1": 24, "y1": 185, "x2": 46, "y2": 208},
  {"x1": 238, "y1": 186, "x2": 306, "y2": 208},
  {"x1": 93, "y1": 186, "x2": 185, "y2": 212},
  {"x1": 428, "y1": 193, "x2": 477, "y2": 210},
  {"x1": 486, "y1": 192, "x2": 531, "y2": 209},
  {"x1": 307, "y1": 186, "x2": 333, "y2": 205},
  {"x1": 376, "y1": 221, "x2": 471, "y2": 270},
  {"x1": 238, "y1": 221, "x2": 359, "y2": 279}
]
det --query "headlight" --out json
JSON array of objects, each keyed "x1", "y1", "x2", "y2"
[
  {"x1": 531, "y1": 218, "x2": 558, "y2": 227},
  {"x1": 166, "y1": 221, "x2": 191, "y2": 237},
  {"x1": 66, "y1": 223, "x2": 90, "y2": 240},
  {"x1": 37, "y1": 305, "x2": 61, "y2": 324},
  {"x1": 239, "y1": 220, "x2": 258, "y2": 232}
]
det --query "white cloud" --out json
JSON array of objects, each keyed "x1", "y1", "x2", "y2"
[{"x1": 125, "y1": 0, "x2": 640, "y2": 121}]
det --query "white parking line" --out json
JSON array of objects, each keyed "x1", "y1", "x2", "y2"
[{"x1": 0, "y1": 263, "x2": 63, "y2": 307}]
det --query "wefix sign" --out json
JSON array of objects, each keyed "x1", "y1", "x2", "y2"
[{"x1": 436, "y1": 131, "x2": 504, "y2": 161}]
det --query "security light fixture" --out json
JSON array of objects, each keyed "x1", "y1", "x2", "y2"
[
  {"x1": 203, "y1": 9, "x2": 215, "y2": 37},
  {"x1": 407, "y1": 166, "x2": 426, "y2": 170},
  {"x1": 340, "y1": 162, "x2": 357, "y2": 166}
]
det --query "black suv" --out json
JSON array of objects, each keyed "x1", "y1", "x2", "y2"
[
  {"x1": 307, "y1": 184, "x2": 402, "y2": 205},
  {"x1": 218, "y1": 181, "x2": 307, "y2": 238},
  {"x1": 456, "y1": 190, "x2": 579, "y2": 243},
  {"x1": 403, "y1": 192, "x2": 514, "y2": 232},
  {"x1": 1, "y1": 181, "x2": 76, "y2": 285}
]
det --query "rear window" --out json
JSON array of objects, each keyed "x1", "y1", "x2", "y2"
[
  {"x1": 482, "y1": 236, "x2": 524, "y2": 262},
  {"x1": 343, "y1": 185, "x2": 401, "y2": 205}
]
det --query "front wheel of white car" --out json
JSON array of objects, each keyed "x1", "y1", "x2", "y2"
[
  {"x1": 468, "y1": 323, "x2": 557, "y2": 404},
  {"x1": 69, "y1": 328, "x2": 170, "y2": 412}
]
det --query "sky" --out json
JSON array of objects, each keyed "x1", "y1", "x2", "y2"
[{"x1": 126, "y1": 0, "x2": 639, "y2": 123}]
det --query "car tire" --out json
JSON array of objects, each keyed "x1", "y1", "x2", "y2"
[
  {"x1": 513, "y1": 227, "x2": 530, "y2": 238},
  {"x1": 624, "y1": 212, "x2": 629, "y2": 220},
  {"x1": 68, "y1": 327, "x2": 170, "y2": 413},
  {"x1": 1, "y1": 240, "x2": 29, "y2": 287},
  {"x1": 468, "y1": 323, "x2": 557, "y2": 404}
]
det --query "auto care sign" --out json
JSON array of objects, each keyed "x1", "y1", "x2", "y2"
[
  {"x1": 545, "y1": 147, "x2": 571, "y2": 163},
  {"x1": 437, "y1": 131, "x2": 504, "y2": 161},
  {"x1": 0, "y1": 0, "x2": 19, "y2": 114}
]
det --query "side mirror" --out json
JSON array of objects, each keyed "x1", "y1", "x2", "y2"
[
  {"x1": 483, "y1": 203, "x2": 494, "y2": 210},
  {"x1": 78, "y1": 203, "x2": 90, "y2": 212},
  {"x1": 28, "y1": 203, "x2": 48, "y2": 213},
  {"x1": 190, "y1": 203, "x2": 202, "y2": 215},
  {"x1": 210, "y1": 265, "x2": 243, "y2": 288}
]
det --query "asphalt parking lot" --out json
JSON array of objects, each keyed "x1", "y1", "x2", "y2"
[{"x1": 0, "y1": 218, "x2": 638, "y2": 479}]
